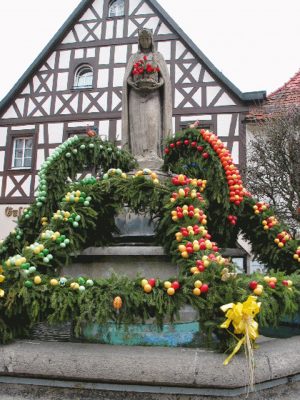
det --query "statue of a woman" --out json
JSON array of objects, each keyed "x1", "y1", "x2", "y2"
[{"x1": 122, "y1": 29, "x2": 172, "y2": 168}]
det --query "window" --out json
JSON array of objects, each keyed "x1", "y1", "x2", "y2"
[
  {"x1": 12, "y1": 137, "x2": 33, "y2": 168},
  {"x1": 179, "y1": 121, "x2": 213, "y2": 131},
  {"x1": 108, "y1": 0, "x2": 124, "y2": 17},
  {"x1": 65, "y1": 126, "x2": 98, "y2": 138},
  {"x1": 74, "y1": 65, "x2": 93, "y2": 89}
]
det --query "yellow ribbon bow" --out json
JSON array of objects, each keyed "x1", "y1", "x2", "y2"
[{"x1": 220, "y1": 295, "x2": 261, "y2": 365}]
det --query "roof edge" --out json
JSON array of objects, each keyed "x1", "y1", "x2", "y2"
[
  {"x1": 0, "y1": 0, "x2": 91, "y2": 116},
  {"x1": 241, "y1": 91, "x2": 266, "y2": 102},
  {"x1": 267, "y1": 68, "x2": 300, "y2": 99}
]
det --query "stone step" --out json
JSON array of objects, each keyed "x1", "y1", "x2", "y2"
[
  {"x1": 1, "y1": 337, "x2": 300, "y2": 399},
  {"x1": 64, "y1": 246, "x2": 177, "y2": 280},
  {"x1": 64, "y1": 246, "x2": 247, "y2": 279}
]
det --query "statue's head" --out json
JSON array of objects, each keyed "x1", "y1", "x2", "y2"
[{"x1": 138, "y1": 29, "x2": 155, "y2": 52}]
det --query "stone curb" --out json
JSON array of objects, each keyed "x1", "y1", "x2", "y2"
[{"x1": 0, "y1": 337, "x2": 300, "y2": 389}]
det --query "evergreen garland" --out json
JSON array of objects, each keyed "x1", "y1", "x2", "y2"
[{"x1": 0, "y1": 130, "x2": 299, "y2": 353}]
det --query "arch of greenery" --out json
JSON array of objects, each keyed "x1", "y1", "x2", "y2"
[{"x1": 0, "y1": 130, "x2": 299, "y2": 352}]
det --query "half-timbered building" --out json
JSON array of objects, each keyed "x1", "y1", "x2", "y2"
[{"x1": 0, "y1": 0, "x2": 265, "y2": 239}]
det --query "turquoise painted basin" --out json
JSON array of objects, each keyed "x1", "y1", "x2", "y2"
[
  {"x1": 260, "y1": 314, "x2": 300, "y2": 338},
  {"x1": 81, "y1": 321, "x2": 202, "y2": 347}
]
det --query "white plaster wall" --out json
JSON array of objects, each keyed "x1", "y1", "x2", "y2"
[
  {"x1": 192, "y1": 88, "x2": 202, "y2": 107},
  {"x1": 206, "y1": 86, "x2": 221, "y2": 105},
  {"x1": 113, "y1": 68, "x2": 125, "y2": 87},
  {"x1": 83, "y1": 0, "x2": 103, "y2": 20},
  {"x1": 99, "y1": 47, "x2": 111, "y2": 64},
  {"x1": 231, "y1": 141, "x2": 239, "y2": 164},
  {"x1": 174, "y1": 89, "x2": 184, "y2": 107},
  {"x1": 56, "y1": 73, "x2": 69, "y2": 91},
  {"x1": 129, "y1": 0, "x2": 142, "y2": 15},
  {"x1": 217, "y1": 114, "x2": 232, "y2": 137},
  {"x1": 116, "y1": 119, "x2": 122, "y2": 141},
  {"x1": 116, "y1": 20, "x2": 124, "y2": 38},
  {"x1": 234, "y1": 115, "x2": 239, "y2": 136},
  {"x1": 48, "y1": 123, "x2": 64, "y2": 143},
  {"x1": 74, "y1": 24, "x2": 88, "y2": 42},
  {"x1": 215, "y1": 93, "x2": 236, "y2": 107},
  {"x1": 203, "y1": 70, "x2": 214, "y2": 83},
  {"x1": 98, "y1": 69, "x2": 109, "y2": 88},
  {"x1": 5, "y1": 177, "x2": 16, "y2": 195},
  {"x1": 59, "y1": 51, "x2": 71, "y2": 69},
  {"x1": 157, "y1": 41, "x2": 171, "y2": 60},
  {"x1": 21, "y1": 84, "x2": 30, "y2": 95},
  {"x1": 175, "y1": 65, "x2": 183, "y2": 82},
  {"x1": 0, "y1": 127, "x2": 7, "y2": 146},
  {"x1": 68, "y1": 121, "x2": 95, "y2": 128},
  {"x1": 114, "y1": 45, "x2": 127, "y2": 63},
  {"x1": 0, "y1": 151, "x2": 4, "y2": 171},
  {"x1": 87, "y1": 48, "x2": 96, "y2": 58},
  {"x1": 0, "y1": 204, "x2": 28, "y2": 240},
  {"x1": 11, "y1": 125, "x2": 35, "y2": 130},
  {"x1": 105, "y1": 21, "x2": 114, "y2": 39},
  {"x1": 190, "y1": 64, "x2": 201, "y2": 82},
  {"x1": 99, "y1": 120, "x2": 109, "y2": 139},
  {"x1": 36, "y1": 149, "x2": 45, "y2": 170},
  {"x1": 175, "y1": 41, "x2": 186, "y2": 59},
  {"x1": 138, "y1": 3, "x2": 153, "y2": 15},
  {"x1": 15, "y1": 98, "x2": 25, "y2": 115},
  {"x1": 75, "y1": 49, "x2": 84, "y2": 59},
  {"x1": 21, "y1": 176, "x2": 31, "y2": 196},
  {"x1": 158, "y1": 23, "x2": 172, "y2": 35},
  {"x1": 38, "y1": 125, "x2": 44, "y2": 144},
  {"x1": 2, "y1": 105, "x2": 18, "y2": 119},
  {"x1": 62, "y1": 31, "x2": 76, "y2": 44}
]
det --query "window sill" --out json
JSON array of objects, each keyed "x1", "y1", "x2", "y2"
[
  {"x1": 107, "y1": 15, "x2": 125, "y2": 20},
  {"x1": 9, "y1": 167, "x2": 32, "y2": 172},
  {"x1": 71, "y1": 86, "x2": 94, "y2": 91}
]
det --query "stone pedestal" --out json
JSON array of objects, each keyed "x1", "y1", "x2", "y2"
[{"x1": 136, "y1": 156, "x2": 164, "y2": 170}]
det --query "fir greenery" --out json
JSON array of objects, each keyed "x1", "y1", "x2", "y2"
[{"x1": 0, "y1": 130, "x2": 299, "y2": 352}]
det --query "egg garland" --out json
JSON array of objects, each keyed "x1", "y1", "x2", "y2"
[
  {"x1": 0, "y1": 134, "x2": 136, "y2": 266},
  {"x1": 103, "y1": 168, "x2": 127, "y2": 180},
  {"x1": 4, "y1": 172, "x2": 226, "y2": 302},
  {"x1": 0, "y1": 129, "x2": 300, "y2": 357},
  {"x1": 35, "y1": 135, "x2": 82, "y2": 208},
  {"x1": 164, "y1": 129, "x2": 246, "y2": 206},
  {"x1": 294, "y1": 247, "x2": 300, "y2": 263},
  {"x1": 134, "y1": 168, "x2": 159, "y2": 184},
  {"x1": 1, "y1": 128, "x2": 298, "y2": 272},
  {"x1": 2, "y1": 170, "x2": 299, "y2": 304}
]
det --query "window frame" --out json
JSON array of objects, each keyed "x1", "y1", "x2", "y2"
[
  {"x1": 11, "y1": 136, "x2": 34, "y2": 170},
  {"x1": 179, "y1": 121, "x2": 214, "y2": 131},
  {"x1": 73, "y1": 64, "x2": 94, "y2": 90},
  {"x1": 108, "y1": 0, "x2": 125, "y2": 18}
]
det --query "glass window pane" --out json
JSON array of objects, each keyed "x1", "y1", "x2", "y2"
[
  {"x1": 13, "y1": 137, "x2": 33, "y2": 168},
  {"x1": 15, "y1": 149, "x2": 23, "y2": 158},
  {"x1": 25, "y1": 138, "x2": 33, "y2": 149},
  {"x1": 24, "y1": 149, "x2": 32, "y2": 158},
  {"x1": 15, "y1": 139, "x2": 24, "y2": 149},
  {"x1": 24, "y1": 158, "x2": 32, "y2": 167},
  {"x1": 75, "y1": 66, "x2": 93, "y2": 88},
  {"x1": 14, "y1": 158, "x2": 22, "y2": 168},
  {"x1": 109, "y1": 0, "x2": 124, "y2": 17}
]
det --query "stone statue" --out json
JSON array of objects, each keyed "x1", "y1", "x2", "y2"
[{"x1": 122, "y1": 29, "x2": 172, "y2": 168}]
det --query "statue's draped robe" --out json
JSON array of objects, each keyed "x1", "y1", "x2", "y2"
[{"x1": 122, "y1": 51, "x2": 172, "y2": 159}]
